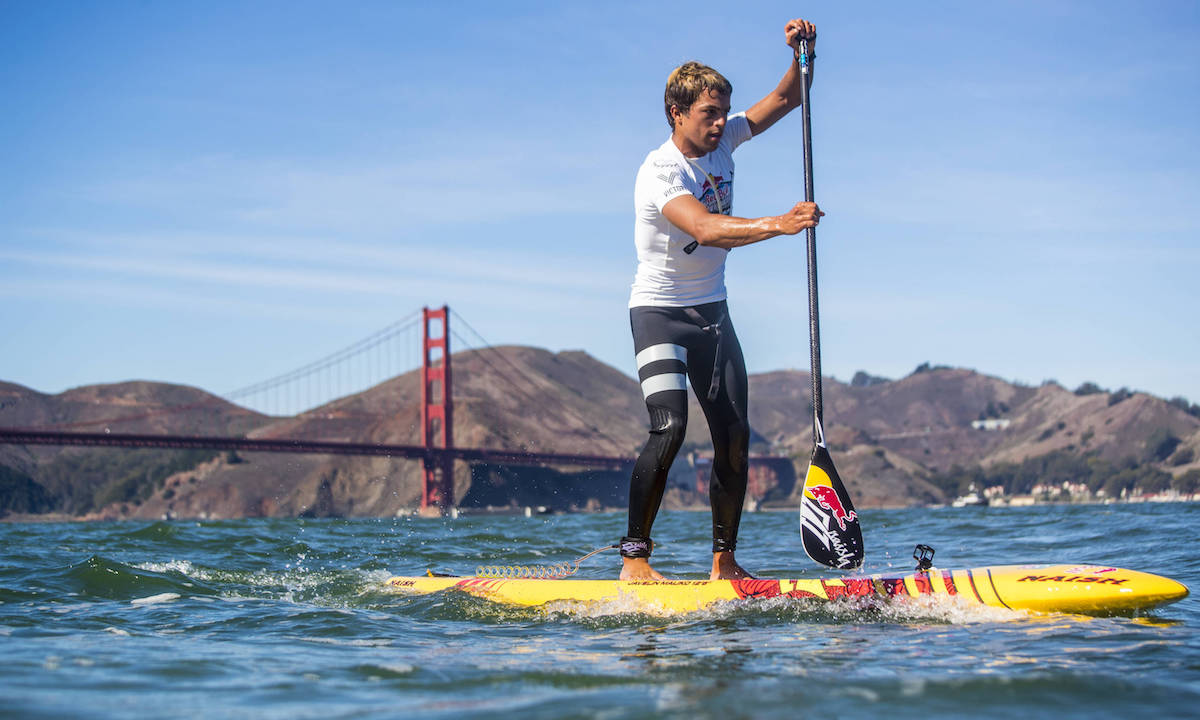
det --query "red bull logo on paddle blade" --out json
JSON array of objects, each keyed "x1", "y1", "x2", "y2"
[{"x1": 808, "y1": 485, "x2": 857, "y2": 531}]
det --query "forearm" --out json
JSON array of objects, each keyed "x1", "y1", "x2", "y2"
[
  {"x1": 664, "y1": 197, "x2": 821, "y2": 248},
  {"x1": 777, "y1": 55, "x2": 805, "y2": 109},
  {"x1": 693, "y1": 213, "x2": 787, "y2": 250},
  {"x1": 745, "y1": 47, "x2": 814, "y2": 135},
  {"x1": 781, "y1": 18, "x2": 817, "y2": 108},
  {"x1": 784, "y1": 44, "x2": 815, "y2": 99}
]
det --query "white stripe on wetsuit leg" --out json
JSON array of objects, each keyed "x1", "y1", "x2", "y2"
[
  {"x1": 641, "y1": 373, "x2": 687, "y2": 399},
  {"x1": 635, "y1": 343, "x2": 687, "y2": 369}
]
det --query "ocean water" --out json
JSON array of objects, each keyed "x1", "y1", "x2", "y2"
[{"x1": 1, "y1": 503, "x2": 1197, "y2": 719}]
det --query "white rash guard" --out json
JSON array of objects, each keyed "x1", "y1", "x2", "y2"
[{"x1": 629, "y1": 112, "x2": 753, "y2": 308}]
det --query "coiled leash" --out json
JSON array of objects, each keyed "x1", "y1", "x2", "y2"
[{"x1": 474, "y1": 543, "x2": 621, "y2": 580}]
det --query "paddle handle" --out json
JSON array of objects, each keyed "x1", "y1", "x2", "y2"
[{"x1": 798, "y1": 39, "x2": 824, "y2": 441}]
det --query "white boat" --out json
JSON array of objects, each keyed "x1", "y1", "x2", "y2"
[{"x1": 952, "y1": 483, "x2": 989, "y2": 507}]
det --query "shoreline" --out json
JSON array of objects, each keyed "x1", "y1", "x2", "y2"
[{"x1": 4, "y1": 494, "x2": 1197, "y2": 524}]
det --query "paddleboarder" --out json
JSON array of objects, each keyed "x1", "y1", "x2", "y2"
[{"x1": 622, "y1": 18, "x2": 823, "y2": 581}]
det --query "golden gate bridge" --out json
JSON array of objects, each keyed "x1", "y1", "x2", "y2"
[
  {"x1": 0, "y1": 306, "x2": 793, "y2": 514},
  {"x1": 0, "y1": 307, "x2": 638, "y2": 514}
]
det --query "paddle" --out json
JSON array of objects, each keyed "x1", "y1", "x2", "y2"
[{"x1": 795, "y1": 38, "x2": 864, "y2": 570}]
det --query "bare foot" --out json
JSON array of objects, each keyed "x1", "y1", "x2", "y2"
[
  {"x1": 620, "y1": 557, "x2": 666, "y2": 581},
  {"x1": 710, "y1": 551, "x2": 755, "y2": 580}
]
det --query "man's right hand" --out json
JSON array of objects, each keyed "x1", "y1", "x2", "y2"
[{"x1": 777, "y1": 201, "x2": 824, "y2": 234}]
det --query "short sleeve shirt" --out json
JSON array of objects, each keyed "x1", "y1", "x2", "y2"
[{"x1": 629, "y1": 112, "x2": 753, "y2": 308}]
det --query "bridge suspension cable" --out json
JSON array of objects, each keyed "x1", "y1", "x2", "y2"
[
  {"x1": 15, "y1": 306, "x2": 629, "y2": 456},
  {"x1": 223, "y1": 310, "x2": 423, "y2": 416},
  {"x1": 451, "y1": 314, "x2": 629, "y2": 452}
]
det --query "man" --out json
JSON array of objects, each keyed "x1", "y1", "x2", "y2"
[{"x1": 621, "y1": 18, "x2": 823, "y2": 581}]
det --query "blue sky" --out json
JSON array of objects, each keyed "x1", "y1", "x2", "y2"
[{"x1": 2, "y1": 1, "x2": 1198, "y2": 411}]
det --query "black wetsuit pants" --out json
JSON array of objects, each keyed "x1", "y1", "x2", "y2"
[{"x1": 626, "y1": 301, "x2": 749, "y2": 554}]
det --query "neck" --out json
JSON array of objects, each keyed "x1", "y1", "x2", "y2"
[{"x1": 671, "y1": 132, "x2": 705, "y2": 159}]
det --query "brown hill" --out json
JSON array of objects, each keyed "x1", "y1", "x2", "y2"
[
  {"x1": 735, "y1": 368, "x2": 1041, "y2": 507},
  {"x1": 0, "y1": 380, "x2": 272, "y2": 517},
  {"x1": 0, "y1": 380, "x2": 267, "y2": 434},
  {"x1": 3, "y1": 353, "x2": 1199, "y2": 520},
  {"x1": 100, "y1": 347, "x2": 649, "y2": 521}
]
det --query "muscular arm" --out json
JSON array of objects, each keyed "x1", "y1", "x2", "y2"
[
  {"x1": 662, "y1": 194, "x2": 822, "y2": 250},
  {"x1": 745, "y1": 18, "x2": 816, "y2": 137}
]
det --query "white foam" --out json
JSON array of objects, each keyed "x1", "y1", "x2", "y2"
[
  {"x1": 373, "y1": 663, "x2": 415, "y2": 675},
  {"x1": 540, "y1": 591, "x2": 682, "y2": 619},
  {"x1": 303, "y1": 637, "x2": 394, "y2": 647},
  {"x1": 879, "y1": 593, "x2": 1027, "y2": 624},
  {"x1": 136, "y1": 560, "x2": 196, "y2": 575},
  {"x1": 130, "y1": 593, "x2": 181, "y2": 606}
]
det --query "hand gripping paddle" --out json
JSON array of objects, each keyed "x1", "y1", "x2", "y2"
[{"x1": 795, "y1": 38, "x2": 864, "y2": 570}]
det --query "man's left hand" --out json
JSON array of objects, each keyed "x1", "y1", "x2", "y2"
[{"x1": 785, "y1": 18, "x2": 817, "y2": 56}]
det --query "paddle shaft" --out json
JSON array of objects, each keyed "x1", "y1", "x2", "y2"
[{"x1": 798, "y1": 39, "x2": 823, "y2": 443}]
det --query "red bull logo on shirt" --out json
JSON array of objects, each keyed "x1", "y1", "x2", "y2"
[{"x1": 697, "y1": 174, "x2": 732, "y2": 215}]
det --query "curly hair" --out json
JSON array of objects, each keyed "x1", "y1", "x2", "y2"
[{"x1": 664, "y1": 61, "x2": 733, "y2": 129}]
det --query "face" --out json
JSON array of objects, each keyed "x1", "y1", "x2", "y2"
[{"x1": 671, "y1": 88, "x2": 731, "y2": 157}]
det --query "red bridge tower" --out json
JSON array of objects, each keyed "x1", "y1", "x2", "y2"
[{"x1": 420, "y1": 305, "x2": 454, "y2": 514}]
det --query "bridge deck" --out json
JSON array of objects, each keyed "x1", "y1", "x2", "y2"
[{"x1": 0, "y1": 429, "x2": 634, "y2": 471}]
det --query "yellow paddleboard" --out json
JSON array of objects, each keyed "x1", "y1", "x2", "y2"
[{"x1": 386, "y1": 564, "x2": 1188, "y2": 615}]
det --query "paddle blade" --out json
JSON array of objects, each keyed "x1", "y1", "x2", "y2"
[{"x1": 799, "y1": 444, "x2": 864, "y2": 569}]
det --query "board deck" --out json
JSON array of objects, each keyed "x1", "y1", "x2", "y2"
[{"x1": 386, "y1": 564, "x2": 1188, "y2": 615}]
